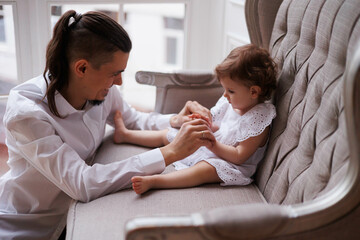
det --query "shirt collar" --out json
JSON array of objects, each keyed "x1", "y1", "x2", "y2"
[
  {"x1": 54, "y1": 91, "x2": 84, "y2": 116},
  {"x1": 41, "y1": 73, "x2": 84, "y2": 116}
]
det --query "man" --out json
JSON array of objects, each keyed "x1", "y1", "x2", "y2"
[{"x1": 0, "y1": 10, "x2": 213, "y2": 240}]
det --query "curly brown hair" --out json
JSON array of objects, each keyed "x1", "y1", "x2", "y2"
[{"x1": 215, "y1": 44, "x2": 277, "y2": 102}]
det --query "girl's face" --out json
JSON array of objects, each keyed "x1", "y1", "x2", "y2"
[{"x1": 220, "y1": 76, "x2": 260, "y2": 115}]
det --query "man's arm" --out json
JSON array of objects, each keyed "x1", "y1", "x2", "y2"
[
  {"x1": 161, "y1": 119, "x2": 215, "y2": 166},
  {"x1": 5, "y1": 115, "x2": 166, "y2": 202}
]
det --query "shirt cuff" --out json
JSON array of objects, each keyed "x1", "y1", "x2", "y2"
[
  {"x1": 138, "y1": 148, "x2": 166, "y2": 174},
  {"x1": 156, "y1": 114, "x2": 175, "y2": 129}
]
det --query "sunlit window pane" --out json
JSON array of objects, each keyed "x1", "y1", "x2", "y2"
[
  {"x1": 164, "y1": 17, "x2": 184, "y2": 30},
  {"x1": 0, "y1": 16, "x2": 5, "y2": 42},
  {"x1": 166, "y1": 37, "x2": 177, "y2": 64},
  {"x1": 123, "y1": 3, "x2": 185, "y2": 110},
  {"x1": 0, "y1": 5, "x2": 17, "y2": 95},
  {"x1": 0, "y1": 5, "x2": 14, "y2": 174}
]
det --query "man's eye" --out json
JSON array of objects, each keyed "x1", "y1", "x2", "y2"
[{"x1": 112, "y1": 71, "x2": 123, "y2": 77}]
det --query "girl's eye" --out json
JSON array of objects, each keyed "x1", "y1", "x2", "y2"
[{"x1": 228, "y1": 89, "x2": 235, "y2": 94}]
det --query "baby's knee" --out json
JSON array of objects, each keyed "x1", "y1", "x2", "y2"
[{"x1": 198, "y1": 161, "x2": 220, "y2": 182}]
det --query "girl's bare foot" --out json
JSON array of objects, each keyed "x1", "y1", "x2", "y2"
[
  {"x1": 131, "y1": 176, "x2": 154, "y2": 194},
  {"x1": 113, "y1": 110, "x2": 127, "y2": 143}
]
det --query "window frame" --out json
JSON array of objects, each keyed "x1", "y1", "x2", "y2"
[{"x1": 9, "y1": 0, "x2": 225, "y2": 85}]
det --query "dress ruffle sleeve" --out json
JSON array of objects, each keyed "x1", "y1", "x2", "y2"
[{"x1": 231, "y1": 103, "x2": 276, "y2": 145}]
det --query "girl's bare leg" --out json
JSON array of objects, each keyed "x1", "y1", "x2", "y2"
[
  {"x1": 114, "y1": 111, "x2": 127, "y2": 143},
  {"x1": 113, "y1": 110, "x2": 169, "y2": 147},
  {"x1": 131, "y1": 161, "x2": 222, "y2": 194}
]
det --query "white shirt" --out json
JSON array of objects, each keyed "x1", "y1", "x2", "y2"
[{"x1": 0, "y1": 75, "x2": 171, "y2": 240}]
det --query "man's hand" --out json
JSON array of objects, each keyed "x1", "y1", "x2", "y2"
[
  {"x1": 170, "y1": 101, "x2": 212, "y2": 128},
  {"x1": 160, "y1": 119, "x2": 215, "y2": 166}
]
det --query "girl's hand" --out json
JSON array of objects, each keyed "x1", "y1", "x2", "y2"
[
  {"x1": 188, "y1": 113, "x2": 210, "y2": 124},
  {"x1": 188, "y1": 113, "x2": 219, "y2": 132},
  {"x1": 170, "y1": 101, "x2": 212, "y2": 128}
]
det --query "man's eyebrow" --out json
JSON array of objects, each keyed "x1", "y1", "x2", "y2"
[{"x1": 112, "y1": 70, "x2": 124, "y2": 75}]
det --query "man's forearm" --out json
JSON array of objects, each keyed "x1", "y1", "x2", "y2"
[{"x1": 160, "y1": 144, "x2": 178, "y2": 166}]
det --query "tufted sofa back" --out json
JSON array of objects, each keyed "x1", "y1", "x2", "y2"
[{"x1": 255, "y1": 0, "x2": 360, "y2": 204}]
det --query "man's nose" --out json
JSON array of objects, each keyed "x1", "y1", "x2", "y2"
[{"x1": 113, "y1": 76, "x2": 122, "y2": 86}]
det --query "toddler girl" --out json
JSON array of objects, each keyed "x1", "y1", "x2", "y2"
[{"x1": 114, "y1": 44, "x2": 277, "y2": 194}]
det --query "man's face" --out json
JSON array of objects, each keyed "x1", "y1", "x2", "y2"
[{"x1": 82, "y1": 50, "x2": 129, "y2": 104}]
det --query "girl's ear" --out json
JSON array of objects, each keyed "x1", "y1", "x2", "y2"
[
  {"x1": 73, "y1": 59, "x2": 88, "y2": 77},
  {"x1": 250, "y1": 85, "x2": 261, "y2": 99}
]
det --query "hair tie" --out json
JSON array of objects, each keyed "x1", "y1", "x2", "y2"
[{"x1": 68, "y1": 13, "x2": 82, "y2": 27}]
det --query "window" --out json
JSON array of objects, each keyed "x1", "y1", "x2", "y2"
[
  {"x1": 0, "y1": 4, "x2": 17, "y2": 94},
  {"x1": 0, "y1": 5, "x2": 16, "y2": 171},
  {"x1": 0, "y1": 6, "x2": 5, "y2": 42},
  {"x1": 48, "y1": 3, "x2": 185, "y2": 111},
  {"x1": 164, "y1": 16, "x2": 184, "y2": 66},
  {"x1": 50, "y1": 4, "x2": 119, "y2": 30},
  {"x1": 122, "y1": 3, "x2": 185, "y2": 110},
  {"x1": 3, "y1": 0, "x2": 237, "y2": 109},
  {"x1": 164, "y1": 17, "x2": 184, "y2": 30},
  {"x1": 166, "y1": 37, "x2": 177, "y2": 64}
]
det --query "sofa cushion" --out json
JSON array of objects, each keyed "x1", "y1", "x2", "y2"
[
  {"x1": 256, "y1": 0, "x2": 360, "y2": 204},
  {"x1": 67, "y1": 133, "x2": 266, "y2": 239}
]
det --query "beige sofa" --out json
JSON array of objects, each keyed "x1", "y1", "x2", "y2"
[{"x1": 66, "y1": 0, "x2": 360, "y2": 239}]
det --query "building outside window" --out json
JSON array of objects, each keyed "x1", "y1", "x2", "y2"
[{"x1": 164, "y1": 16, "x2": 184, "y2": 66}]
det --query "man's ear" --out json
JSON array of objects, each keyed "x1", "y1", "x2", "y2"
[
  {"x1": 250, "y1": 85, "x2": 261, "y2": 99},
  {"x1": 73, "y1": 59, "x2": 88, "y2": 77}
]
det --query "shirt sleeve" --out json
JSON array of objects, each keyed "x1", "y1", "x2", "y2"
[
  {"x1": 106, "y1": 87, "x2": 174, "y2": 130},
  {"x1": 5, "y1": 115, "x2": 165, "y2": 203}
]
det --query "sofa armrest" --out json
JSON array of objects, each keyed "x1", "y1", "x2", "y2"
[
  {"x1": 126, "y1": 204, "x2": 293, "y2": 240},
  {"x1": 135, "y1": 71, "x2": 223, "y2": 114}
]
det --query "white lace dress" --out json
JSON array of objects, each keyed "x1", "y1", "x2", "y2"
[{"x1": 168, "y1": 96, "x2": 276, "y2": 186}]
